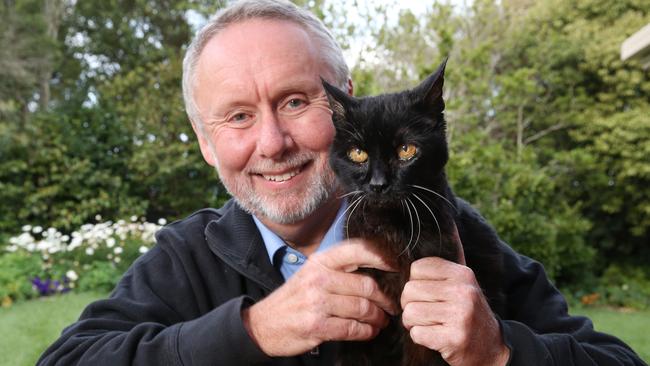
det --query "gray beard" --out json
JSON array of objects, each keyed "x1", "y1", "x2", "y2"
[{"x1": 214, "y1": 164, "x2": 339, "y2": 225}]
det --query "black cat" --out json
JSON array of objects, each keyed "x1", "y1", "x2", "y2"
[{"x1": 322, "y1": 59, "x2": 504, "y2": 366}]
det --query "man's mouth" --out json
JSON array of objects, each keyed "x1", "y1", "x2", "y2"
[{"x1": 261, "y1": 166, "x2": 302, "y2": 182}]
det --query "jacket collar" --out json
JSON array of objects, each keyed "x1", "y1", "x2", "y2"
[{"x1": 204, "y1": 200, "x2": 284, "y2": 292}]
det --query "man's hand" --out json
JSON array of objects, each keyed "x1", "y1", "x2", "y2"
[
  {"x1": 401, "y1": 255, "x2": 510, "y2": 366},
  {"x1": 242, "y1": 239, "x2": 398, "y2": 357}
]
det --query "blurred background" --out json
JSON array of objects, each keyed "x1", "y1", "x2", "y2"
[{"x1": 0, "y1": 0, "x2": 648, "y2": 363}]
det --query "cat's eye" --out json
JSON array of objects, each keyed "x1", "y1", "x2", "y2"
[
  {"x1": 398, "y1": 144, "x2": 417, "y2": 161},
  {"x1": 347, "y1": 147, "x2": 368, "y2": 163}
]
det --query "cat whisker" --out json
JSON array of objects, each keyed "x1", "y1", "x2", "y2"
[
  {"x1": 398, "y1": 198, "x2": 416, "y2": 258},
  {"x1": 338, "y1": 190, "x2": 363, "y2": 199},
  {"x1": 333, "y1": 194, "x2": 365, "y2": 238},
  {"x1": 409, "y1": 184, "x2": 458, "y2": 213},
  {"x1": 411, "y1": 192, "x2": 443, "y2": 250},
  {"x1": 405, "y1": 197, "x2": 422, "y2": 257},
  {"x1": 344, "y1": 194, "x2": 366, "y2": 239}
]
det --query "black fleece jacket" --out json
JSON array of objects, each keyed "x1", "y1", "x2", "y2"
[{"x1": 38, "y1": 199, "x2": 647, "y2": 365}]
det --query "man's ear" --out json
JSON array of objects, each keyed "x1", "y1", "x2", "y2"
[{"x1": 190, "y1": 120, "x2": 217, "y2": 167}]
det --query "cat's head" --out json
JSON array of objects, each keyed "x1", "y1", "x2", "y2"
[{"x1": 323, "y1": 59, "x2": 449, "y2": 207}]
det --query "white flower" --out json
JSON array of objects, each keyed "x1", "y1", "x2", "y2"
[
  {"x1": 157, "y1": 218, "x2": 167, "y2": 226},
  {"x1": 130, "y1": 215, "x2": 138, "y2": 222},
  {"x1": 61, "y1": 235, "x2": 70, "y2": 242},
  {"x1": 22, "y1": 225, "x2": 32, "y2": 232},
  {"x1": 106, "y1": 237, "x2": 116, "y2": 248},
  {"x1": 138, "y1": 246, "x2": 149, "y2": 254},
  {"x1": 85, "y1": 247, "x2": 95, "y2": 256},
  {"x1": 66, "y1": 270, "x2": 79, "y2": 281},
  {"x1": 114, "y1": 257, "x2": 121, "y2": 263},
  {"x1": 95, "y1": 214, "x2": 102, "y2": 221},
  {"x1": 33, "y1": 226, "x2": 43, "y2": 234},
  {"x1": 69, "y1": 236, "x2": 83, "y2": 250},
  {"x1": 114, "y1": 247, "x2": 123, "y2": 254}
]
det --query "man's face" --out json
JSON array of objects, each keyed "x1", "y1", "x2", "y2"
[{"x1": 192, "y1": 19, "x2": 339, "y2": 224}]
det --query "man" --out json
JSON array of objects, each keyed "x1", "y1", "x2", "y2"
[{"x1": 39, "y1": 1, "x2": 646, "y2": 365}]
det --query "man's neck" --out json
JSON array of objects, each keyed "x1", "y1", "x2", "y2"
[{"x1": 257, "y1": 197, "x2": 342, "y2": 257}]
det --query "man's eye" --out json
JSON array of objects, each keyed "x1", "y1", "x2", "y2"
[
  {"x1": 287, "y1": 98, "x2": 305, "y2": 109},
  {"x1": 231, "y1": 113, "x2": 249, "y2": 122}
]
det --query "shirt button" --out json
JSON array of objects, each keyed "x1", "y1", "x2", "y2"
[{"x1": 286, "y1": 253, "x2": 299, "y2": 264}]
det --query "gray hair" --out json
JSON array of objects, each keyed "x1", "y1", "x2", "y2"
[{"x1": 182, "y1": 0, "x2": 350, "y2": 130}]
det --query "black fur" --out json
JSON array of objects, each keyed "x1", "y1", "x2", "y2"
[{"x1": 323, "y1": 59, "x2": 504, "y2": 366}]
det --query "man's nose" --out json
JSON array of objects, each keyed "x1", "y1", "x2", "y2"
[{"x1": 256, "y1": 112, "x2": 294, "y2": 158}]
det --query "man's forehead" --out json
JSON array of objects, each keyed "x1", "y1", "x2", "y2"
[
  {"x1": 204, "y1": 18, "x2": 316, "y2": 58},
  {"x1": 193, "y1": 18, "x2": 329, "y2": 97}
]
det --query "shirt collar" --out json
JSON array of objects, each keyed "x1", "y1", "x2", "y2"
[{"x1": 253, "y1": 200, "x2": 347, "y2": 264}]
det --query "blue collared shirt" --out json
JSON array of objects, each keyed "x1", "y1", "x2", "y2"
[{"x1": 252, "y1": 201, "x2": 347, "y2": 280}]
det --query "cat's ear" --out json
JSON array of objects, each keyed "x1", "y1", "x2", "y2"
[
  {"x1": 412, "y1": 57, "x2": 447, "y2": 109},
  {"x1": 321, "y1": 77, "x2": 357, "y2": 120}
]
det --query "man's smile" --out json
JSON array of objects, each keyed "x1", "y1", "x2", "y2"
[{"x1": 262, "y1": 167, "x2": 302, "y2": 182}]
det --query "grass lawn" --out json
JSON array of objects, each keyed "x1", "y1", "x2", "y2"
[
  {"x1": 0, "y1": 292, "x2": 106, "y2": 366},
  {"x1": 572, "y1": 306, "x2": 650, "y2": 362},
  {"x1": 0, "y1": 293, "x2": 648, "y2": 365}
]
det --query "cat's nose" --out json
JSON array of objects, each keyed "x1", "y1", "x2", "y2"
[
  {"x1": 369, "y1": 183, "x2": 388, "y2": 193},
  {"x1": 369, "y1": 170, "x2": 388, "y2": 193}
]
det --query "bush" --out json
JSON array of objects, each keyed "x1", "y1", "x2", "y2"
[
  {"x1": 0, "y1": 216, "x2": 163, "y2": 306},
  {"x1": 448, "y1": 131, "x2": 595, "y2": 285},
  {"x1": 0, "y1": 252, "x2": 42, "y2": 306},
  {"x1": 598, "y1": 265, "x2": 650, "y2": 310}
]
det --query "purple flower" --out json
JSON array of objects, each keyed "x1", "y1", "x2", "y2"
[{"x1": 31, "y1": 275, "x2": 71, "y2": 296}]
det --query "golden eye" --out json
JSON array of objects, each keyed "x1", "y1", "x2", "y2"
[
  {"x1": 347, "y1": 147, "x2": 368, "y2": 163},
  {"x1": 398, "y1": 144, "x2": 417, "y2": 161}
]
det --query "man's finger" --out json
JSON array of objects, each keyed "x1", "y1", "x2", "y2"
[
  {"x1": 312, "y1": 238, "x2": 397, "y2": 273},
  {"x1": 325, "y1": 294, "x2": 390, "y2": 328},
  {"x1": 409, "y1": 257, "x2": 473, "y2": 281},
  {"x1": 401, "y1": 301, "x2": 451, "y2": 330},
  {"x1": 320, "y1": 317, "x2": 381, "y2": 341},
  {"x1": 324, "y1": 270, "x2": 398, "y2": 315}
]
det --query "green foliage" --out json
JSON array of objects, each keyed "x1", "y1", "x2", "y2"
[
  {"x1": 98, "y1": 58, "x2": 225, "y2": 220},
  {"x1": 563, "y1": 108, "x2": 650, "y2": 262},
  {"x1": 597, "y1": 265, "x2": 650, "y2": 310},
  {"x1": 496, "y1": 0, "x2": 650, "y2": 264},
  {"x1": 0, "y1": 252, "x2": 41, "y2": 303},
  {"x1": 76, "y1": 261, "x2": 122, "y2": 293},
  {"x1": 0, "y1": 0, "x2": 227, "y2": 234},
  {"x1": 448, "y1": 131, "x2": 594, "y2": 282}
]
